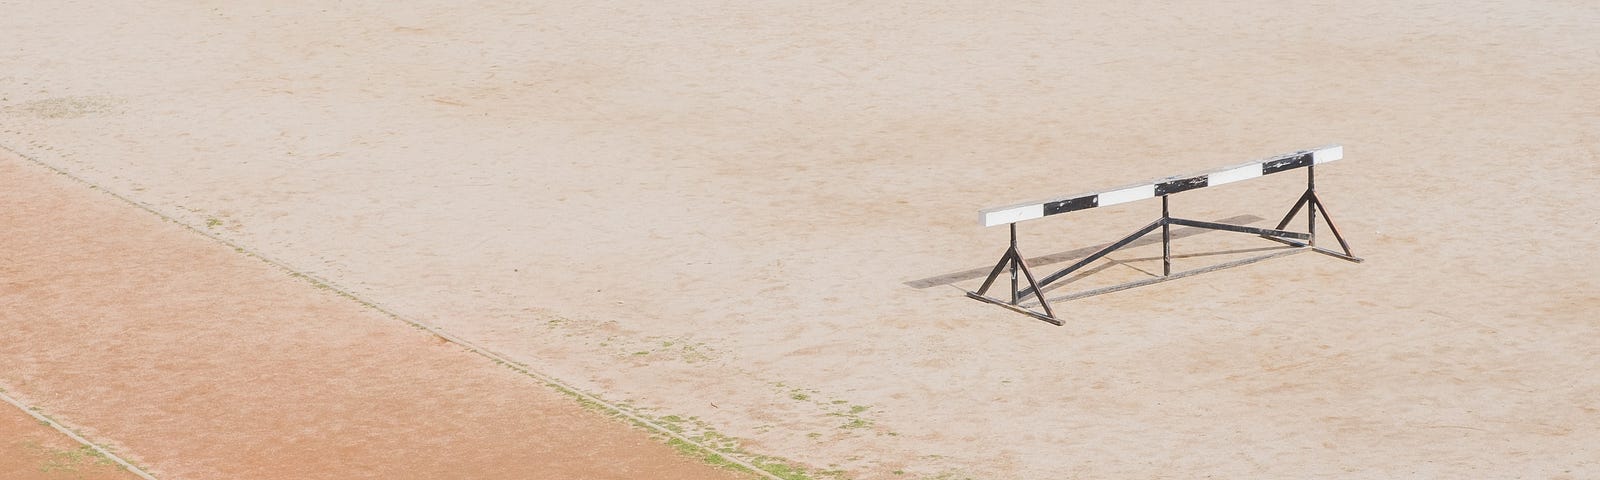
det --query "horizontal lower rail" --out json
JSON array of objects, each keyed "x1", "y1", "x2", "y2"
[{"x1": 1168, "y1": 217, "x2": 1309, "y2": 240}]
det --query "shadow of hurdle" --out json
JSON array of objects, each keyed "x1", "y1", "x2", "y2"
[{"x1": 903, "y1": 214, "x2": 1265, "y2": 290}]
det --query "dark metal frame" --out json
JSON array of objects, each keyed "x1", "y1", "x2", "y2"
[{"x1": 966, "y1": 166, "x2": 1361, "y2": 325}]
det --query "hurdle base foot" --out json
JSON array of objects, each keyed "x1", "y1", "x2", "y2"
[
  {"x1": 1259, "y1": 236, "x2": 1363, "y2": 263},
  {"x1": 965, "y1": 292, "x2": 1064, "y2": 326},
  {"x1": 1310, "y1": 246, "x2": 1363, "y2": 263}
]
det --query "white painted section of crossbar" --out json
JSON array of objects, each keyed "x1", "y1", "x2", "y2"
[
  {"x1": 982, "y1": 204, "x2": 1044, "y2": 226},
  {"x1": 1097, "y1": 184, "x2": 1155, "y2": 207},
  {"x1": 1207, "y1": 163, "x2": 1262, "y2": 186},
  {"x1": 1313, "y1": 145, "x2": 1343, "y2": 164}
]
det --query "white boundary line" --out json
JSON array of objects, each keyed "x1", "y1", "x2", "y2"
[
  {"x1": 0, "y1": 143, "x2": 787, "y2": 480},
  {"x1": 0, "y1": 388, "x2": 160, "y2": 480}
]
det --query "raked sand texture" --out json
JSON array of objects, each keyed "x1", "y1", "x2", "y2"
[{"x1": 4, "y1": 1, "x2": 1599, "y2": 478}]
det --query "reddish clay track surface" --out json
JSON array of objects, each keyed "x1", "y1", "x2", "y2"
[{"x1": 0, "y1": 154, "x2": 747, "y2": 479}]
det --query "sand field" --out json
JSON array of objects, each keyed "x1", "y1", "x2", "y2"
[{"x1": 3, "y1": 1, "x2": 1599, "y2": 478}]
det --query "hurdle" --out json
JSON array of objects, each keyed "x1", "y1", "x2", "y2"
[{"x1": 967, "y1": 145, "x2": 1361, "y2": 325}]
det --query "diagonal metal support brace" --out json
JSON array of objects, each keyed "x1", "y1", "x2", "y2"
[{"x1": 1013, "y1": 220, "x2": 1164, "y2": 300}]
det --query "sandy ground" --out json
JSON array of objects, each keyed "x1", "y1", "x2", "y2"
[
  {"x1": 0, "y1": 404, "x2": 138, "y2": 480},
  {"x1": 0, "y1": 156, "x2": 745, "y2": 479},
  {"x1": 3, "y1": 0, "x2": 1599, "y2": 478}
]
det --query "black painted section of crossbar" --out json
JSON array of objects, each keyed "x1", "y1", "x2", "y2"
[
  {"x1": 1154, "y1": 175, "x2": 1208, "y2": 196},
  {"x1": 1262, "y1": 152, "x2": 1313, "y2": 174},
  {"x1": 1042, "y1": 195, "x2": 1098, "y2": 215}
]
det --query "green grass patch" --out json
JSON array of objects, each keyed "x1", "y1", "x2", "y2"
[{"x1": 30, "y1": 444, "x2": 117, "y2": 474}]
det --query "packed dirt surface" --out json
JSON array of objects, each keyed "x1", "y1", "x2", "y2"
[
  {"x1": 0, "y1": 405, "x2": 138, "y2": 480},
  {"x1": 3, "y1": 1, "x2": 1599, "y2": 478},
  {"x1": 0, "y1": 156, "x2": 746, "y2": 479}
]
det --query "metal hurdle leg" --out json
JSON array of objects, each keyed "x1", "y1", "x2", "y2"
[
  {"x1": 1308, "y1": 165, "x2": 1318, "y2": 247},
  {"x1": 1162, "y1": 195, "x2": 1172, "y2": 276},
  {"x1": 966, "y1": 223, "x2": 1060, "y2": 325},
  {"x1": 1261, "y1": 166, "x2": 1363, "y2": 262}
]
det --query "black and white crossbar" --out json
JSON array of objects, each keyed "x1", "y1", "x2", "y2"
[{"x1": 966, "y1": 145, "x2": 1361, "y2": 325}]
